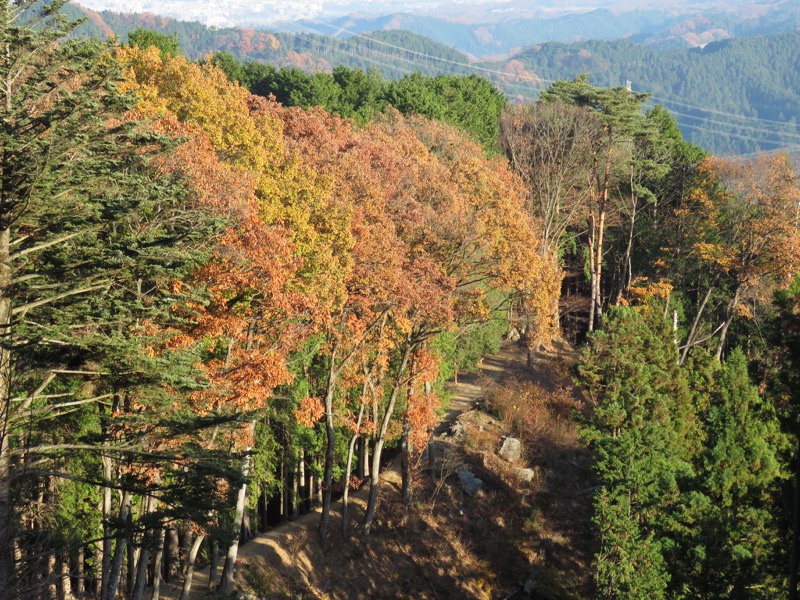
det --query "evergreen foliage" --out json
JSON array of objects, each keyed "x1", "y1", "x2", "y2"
[{"x1": 579, "y1": 307, "x2": 787, "y2": 598}]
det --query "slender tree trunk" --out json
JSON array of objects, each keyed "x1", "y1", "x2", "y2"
[
  {"x1": 104, "y1": 490, "x2": 131, "y2": 600},
  {"x1": 298, "y1": 447, "x2": 306, "y2": 514},
  {"x1": 100, "y1": 455, "x2": 113, "y2": 598},
  {"x1": 178, "y1": 534, "x2": 204, "y2": 600},
  {"x1": 47, "y1": 552, "x2": 58, "y2": 600},
  {"x1": 74, "y1": 546, "x2": 84, "y2": 597},
  {"x1": 165, "y1": 527, "x2": 179, "y2": 582},
  {"x1": 400, "y1": 428, "x2": 411, "y2": 508},
  {"x1": 150, "y1": 528, "x2": 166, "y2": 600},
  {"x1": 363, "y1": 341, "x2": 413, "y2": 535},
  {"x1": 594, "y1": 161, "x2": 609, "y2": 326},
  {"x1": 126, "y1": 535, "x2": 137, "y2": 595},
  {"x1": 362, "y1": 435, "x2": 386, "y2": 537},
  {"x1": 131, "y1": 539, "x2": 150, "y2": 600},
  {"x1": 587, "y1": 213, "x2": 598, "y2": 333},
  {"x1": 281, "y1": 450, "x2": 290, "y2": 523},
  {"x1": 308, "y1": 470, "x2": 316, "y2": 510},
  {"x1": 342, "y1": 398, "x2": 366, "y2": 538},
  {"x1": 715, "y1": 286, "x2": 741, "y2": 361},
  {"x1": 208, "y1": 539, "x2": 219, "y2": 591},
  {"x1": 357, "y1": 438, "x2": 365, "y2": 480},
  {"x1": 320, "y1": 351, "x2": 338, "y2": 548},
  {"x1": 0, "y1": 228, "x2": 13, "y2": 600},
  {"x1": 179, "y1": 525, "x2": 191, "y2": 576},
  {"x1": 292, "y1": 457, "x2": 300, "y2": 521},
  {"x1": 59, "y1": 552, "x2": 74, "y2": 600},
  {"x1": 94, "y1": 541, "x2": 103, "y2": 596},
  {"x1": 616, "y1": 196, "x2": 637, "y2": 304},
  {"x1": 219, "y1": 424, "x2": 255, "y2": 596},
  {"x1": 680, "y1": 283, "x2": 716, "y2": 365}
]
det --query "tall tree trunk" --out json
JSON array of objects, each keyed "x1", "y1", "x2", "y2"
[
  {"x1": 281, "y1": 449, "x2": 290, "y2": 523},
  {"x1": 131, "y1": 493, "x2": 153, "y2": 600},
  {"x1": 59, "y1": 552, "x2": 74, "y2": 600},
  {"x1": 291, "y1": 456, "x2": 300, "y2": 521},
  {"x1": 46, "y1": 552, "x2": 58, "y2": 600},
  {"x1": 94, "y1": 540, "x2": 103, "y2": 596},
  {"x1": 298, "y1": 447, "x2": 307, "y2": 514},
  {"x1": 219, "y1": 424, "x2": 255, "y2": 596},
  {"x1": 208, "y1": 539, "x2": 219, "y2": 591},
  {"x1": 363, "y1": 341, "x2": 414, "y2": 535},
  {"x1": 357, "y1": 437, "x2": 366, "y2": 480},
  {"x1": 74, "y1": 546, "x2": 84, "y2": 597},
  {"x1": 104, "y1": 490, "x2": 131, "y2": 600},
  {"x1": 715, "y1": 286, "x2": 741, "y2": 361},
  {"x1": 342, "y1": 397, "x2": 366, "y2": 538},
  {"x1": 178, "y1": 534, "x2": 204, "y2": 600},
  {"x1": 100, "y1": 454, "x2": 113, "y2": 597},
  {"x1": 165, "y1": 527, "x2": 179, "y2": 582},
  {"x1": 131, "y1": 539, "x2": 150, "y2": 600},
  {"x1": 0, "y1": 227, "x2": 13, "y2": 600},
  {"x1": 616, "y1": 194, "x2": 637, "y2": 304},
  {"x1": 319, "y1": 350, "x2": 338, "y2": 548},
  {"x1": 680, "y1": 282, "x2": 716, "y2": 365},
  {"x1": 126, "y1": 535, "x2": 137, "y2": 595},
  {"x1": 400, "y1": 428, "x2": 411, "y2": 508},
  {"x1": 150, "y1": 527, "x2": 166, "y2": 600},
  {"x1": 587, "y1": 213, "x2": 598, "y2": 333}
]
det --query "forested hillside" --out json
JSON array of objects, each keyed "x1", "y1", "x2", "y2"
[
  {"x1": 485, "y1": 32, "x2": 800, "y2": 156},
  {"x1": 72, "y1": 7, "x2": 473, "y2": 79},
  {"x1": 294, "y1": 1, "x2": 800, "y2": 55},
  {"x1": 3, "y1": 2, "x2": 800, "y2": 600},
  {"x1": 72, "y1": 4, "x2": 800, "y2": 157}
]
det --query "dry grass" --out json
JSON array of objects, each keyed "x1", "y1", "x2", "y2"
[
  {"x1": 228, "y1": 343, "x2": 595, "y2": 600},
  {"x1": 481, "y1": 376, "x2": 586, "y2": 468}
]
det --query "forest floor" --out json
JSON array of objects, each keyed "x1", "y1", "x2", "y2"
[{"x1": 165, "y1": 340, "x2": 595, "y2": 600}]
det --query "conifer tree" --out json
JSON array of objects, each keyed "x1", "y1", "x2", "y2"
[
  {"x1": 0, "y1": 3, "x2": 223, "y2": 595},
  {"x1": 579, "y1": 306, "x2": 700, "y2": 598}
]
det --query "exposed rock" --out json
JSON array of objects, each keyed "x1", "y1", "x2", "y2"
[
  {"x1": 517, "y1": 467, "x2": 537, "y2": 483},
  {"x1": 449, "y1": 420, "x2": 466, "y2": 440},
  {"x1": 507, "y1": 327, "x2": 521, "y2": 342},
  {"x1": 499, "y1": 437, "x2": 522, "y2": 462},
  {"x1": 457, "y1": 467, "x2": 483, "y2": 497}
]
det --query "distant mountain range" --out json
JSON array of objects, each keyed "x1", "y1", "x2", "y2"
[
  {"x1": 70, "y1": 1, "x2": 800, "y2": 157},
  {"x1": 287, "y1": 5, "x2": 800, "y2": 58}
]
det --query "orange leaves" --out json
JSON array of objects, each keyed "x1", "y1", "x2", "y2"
[
  {"x1": 110, "y1": 47, "x2": 562, "y2": 461},
  {"x1": 294, "y1": 396, "x2": 325, "y2": 428},
  {"x1": 690, "y1": 154, "x2": 800, "y2": 291}
]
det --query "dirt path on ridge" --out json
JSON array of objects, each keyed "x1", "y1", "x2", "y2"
[{"x1": 161, "y1": 339, "x2": 581, "y2": 599}]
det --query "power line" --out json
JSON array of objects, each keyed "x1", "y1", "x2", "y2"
[{"x1": 258, "y1": 24, "x2": 800, "y2": 156}]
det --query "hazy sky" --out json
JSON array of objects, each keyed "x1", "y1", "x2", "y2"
[{"x1": 74, "y1": 0, "x2": 617, "y2": 26}]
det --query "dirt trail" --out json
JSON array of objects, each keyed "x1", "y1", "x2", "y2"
[{"x1": 161, "y1": 340, "x2": 580, "y2": 599}]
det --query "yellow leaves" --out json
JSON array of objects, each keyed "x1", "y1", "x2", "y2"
[
  {"x1": 620, "y1": 277, "x2": 674, "y2": 311},
  {"x1": 694, "y1": 242, "x2": 733, "y2": 271},
  {"x1": 116, "y1": 45, "x2": 283, "y2": 174}
]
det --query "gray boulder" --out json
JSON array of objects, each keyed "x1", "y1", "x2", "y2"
[
  {"x1": 516, "y1": 467, "x2": 537, "y2": 483},
  {"x1": 449, "y1": 420, "x2": 466, "y2": 440},
  {"x1": 457, "y1": 467, "x2": 483, "y2": 497},
  {"x1": 499, "y1": 437, "x2": 522, "y2": 462}
]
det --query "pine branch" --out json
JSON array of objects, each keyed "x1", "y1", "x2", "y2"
[{"x1": 11, "y1": 282, "x2": 110, "y2": 316}]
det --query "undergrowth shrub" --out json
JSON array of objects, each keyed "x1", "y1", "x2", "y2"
[{"x1": 481, "y1": 377, "x2": 583, "y2": 464}]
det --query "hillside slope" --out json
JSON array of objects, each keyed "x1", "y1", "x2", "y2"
[{"x1": 175, "y1": 342, "x2": 596, "y2": 599}]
